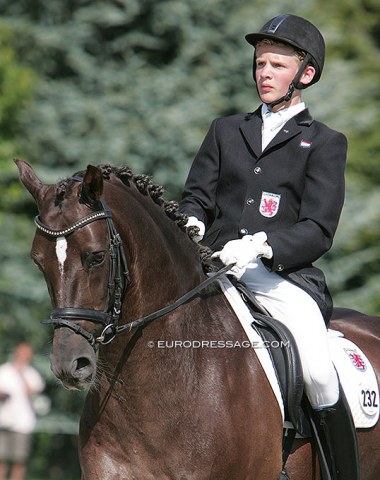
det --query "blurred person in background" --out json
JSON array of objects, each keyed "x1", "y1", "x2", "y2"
[{"x1": 0, "y1": 343, "x2": 44, "y2": 480}]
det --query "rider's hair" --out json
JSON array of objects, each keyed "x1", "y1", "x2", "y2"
[{"x1": 255, "y1": 38, "x2": 306, "y2": 64}]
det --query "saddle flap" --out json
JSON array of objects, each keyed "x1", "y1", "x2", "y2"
[{"x1": 218, "y1": 275, "x2": 305, "y2": 433}]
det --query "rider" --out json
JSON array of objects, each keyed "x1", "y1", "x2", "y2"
[{"x1": 179, "y1": 14, "x2": 359, "y2": 479}]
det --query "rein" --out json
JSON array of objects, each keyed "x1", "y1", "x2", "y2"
[
  {"x1": 36, "y1": 179, "x2": 232, "y2": 349},
  {"x1": 96, "y1": 263, "x2": 233, "y2": 344}
]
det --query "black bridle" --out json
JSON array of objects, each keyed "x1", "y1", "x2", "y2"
[
  {"x1": 37, "y1": 195, "x2": 130, "y2": 349},
  {"x1": 37, "y1": 185, "x2": 233, "y2": 350}
]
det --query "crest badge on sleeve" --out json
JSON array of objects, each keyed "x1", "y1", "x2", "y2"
[{"x1": 259, "y1": 192, "x2": 281, "y2": 218}]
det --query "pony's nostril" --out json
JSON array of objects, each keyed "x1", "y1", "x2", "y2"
[{"x1": 74, "y1": 356, "x2": 91, "y2": 372}]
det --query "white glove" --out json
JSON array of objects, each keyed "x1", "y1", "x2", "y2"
[
  {"x1": 185, "y1": 216, "x2": 205, "y2": 243},
  {"x1": 212, "y1": 232, "x2": 273, "y2": 276}
]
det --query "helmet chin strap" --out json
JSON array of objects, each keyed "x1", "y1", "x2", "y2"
[
  {"x1": 267, "y1": 82, "x2": 295, "y2": 110},
  {"x1": 264, "y1": 53, "x2": 312, "y2": 111}
]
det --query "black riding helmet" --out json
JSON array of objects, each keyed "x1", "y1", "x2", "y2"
[{"x1": 245, "y1": 14, "x2": 325, "y2": 107}]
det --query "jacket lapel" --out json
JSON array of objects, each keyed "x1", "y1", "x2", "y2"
[
  {"x1": 264, "y1": 118, "x2": 301, "y2": 151},
  {"x1": 239, "y1": 107, "x2": 313, "y2": 158},
  {"x1": 264, "y1": 108, "x2": 313, "y2": 152},
  {"x1": 239, "y1": 108, "x2": 263, "y2": 158}
]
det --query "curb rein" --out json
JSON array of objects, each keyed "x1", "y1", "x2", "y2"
[{"x1": 36, "y1": 187, "x2": 232, "y2": 350}]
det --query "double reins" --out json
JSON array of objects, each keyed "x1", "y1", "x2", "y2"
[
  {"x1": 97, "y1": 262, "x2": 233, "y2": 344},
  {"x1": 36, "y1": 179, "x2": 232, "y2": 349}
]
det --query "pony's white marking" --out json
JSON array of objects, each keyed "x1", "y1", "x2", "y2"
[{"x1": 55, "y1": 236, "x2": 67, "y2": 275}]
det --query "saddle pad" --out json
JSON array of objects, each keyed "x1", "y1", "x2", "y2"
[
  {"x1": 215, "y1": 274, "x2": 379, "y2": 429},
  {"x1": 216, "y1": 275, "x2": 285, "y2": 420},
  {"x1": 328, "y1": 329, "x2": 379, "y2": 428}
]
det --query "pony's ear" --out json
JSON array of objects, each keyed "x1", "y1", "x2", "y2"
[
  {"x1": 80, "y1": 165, "x2": 103, "y2": 205},
  {"x1": 15, "y1": 158, "x2": 46, "y2": 203}
]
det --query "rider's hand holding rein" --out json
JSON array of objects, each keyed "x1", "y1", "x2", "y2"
[{"x1": 212, "y1": 231, "x2": 273, "y2": 277}]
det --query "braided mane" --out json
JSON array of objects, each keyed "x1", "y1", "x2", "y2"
[{"x1": 54, "y1": 164, "x2": 215, "y2": 273}]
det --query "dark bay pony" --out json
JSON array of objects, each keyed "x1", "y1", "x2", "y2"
[{"x1": 17, "y1": 160, "x2": 380, "y2": 479}]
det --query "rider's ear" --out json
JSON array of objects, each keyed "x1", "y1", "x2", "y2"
[
  {"x1": 299, "y1": 65, "x2": 316, "y2": 86},
  {"x1": 80, "y1": 165, "x2": 104, "y2": 205}
]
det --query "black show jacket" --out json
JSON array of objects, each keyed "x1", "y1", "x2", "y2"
[{"x1": 180, "y1": 107, "x2": 347, "y2": 320}]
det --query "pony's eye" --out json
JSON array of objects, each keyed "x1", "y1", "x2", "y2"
[{"x1": 84, "y1": 251, "x2": 106, "y2": 269}]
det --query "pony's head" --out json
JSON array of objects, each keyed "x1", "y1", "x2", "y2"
[
  {"x1": 17, "y1": 160, "x2": 120, "y2": 389},
  {"x1": 16, "y1": 160, "x2": 212, "y2": 390}
]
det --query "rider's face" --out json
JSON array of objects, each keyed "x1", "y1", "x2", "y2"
[{"x1": 255, "y1": 44, "x2": 303, "y2": 110}]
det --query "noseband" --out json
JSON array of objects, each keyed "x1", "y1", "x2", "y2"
[
  {"x1": 36, "y1": 178, "x2": 233, "y2": 350},
  {"x1": 37, "y1": 189, "x2": 130, "y2": 349}
]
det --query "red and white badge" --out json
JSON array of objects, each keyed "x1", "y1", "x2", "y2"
[
  {"x1": 345, "y1": 348, "x2": 367, "y2": 372},
  {"x1": 259, "y1": 192, "x2": 281, "y2": 218}
]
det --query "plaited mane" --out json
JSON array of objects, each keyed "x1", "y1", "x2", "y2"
[{"x1": 54, "y1": 164, "x2": 215, "y2": 273}]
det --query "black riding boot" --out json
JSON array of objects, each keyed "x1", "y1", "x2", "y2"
[{"x1": 313, "y1": 388, "x2": 360, "y2": 480}]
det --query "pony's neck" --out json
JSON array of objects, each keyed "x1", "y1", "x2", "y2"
[{"x1": 106, "y1": 182, "x2": 205, "y2": 321}]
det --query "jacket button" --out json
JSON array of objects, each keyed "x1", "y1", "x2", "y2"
[
  {"x1": 240, "y1": 228, "x2": 249, "y2": 236},
  {"x1": 277, "y1": 264, "x2": 284, "y2": 272},
  {"x1": 246, "y1": 198, "x2": 255, "y2": 205},
  {"x1": 254, "y1": 167, "x2": 262, "y2": 174}
]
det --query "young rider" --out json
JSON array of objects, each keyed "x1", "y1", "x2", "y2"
[{"x1": 180, "y1": 14, "x2": 359, "y2": 479}]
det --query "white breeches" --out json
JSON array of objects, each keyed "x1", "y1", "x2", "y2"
[{"x1": 240, "y1": 260, "x2": 339, "y2": 408}]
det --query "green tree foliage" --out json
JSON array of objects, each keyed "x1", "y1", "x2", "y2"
[
  {"x1": 0, "y1": 25, "x2": 34, "y2": 157},
  {"x1": 1, "y1": 0, "x2": 256, "y2": 195},
  {"x1": 315, "y1": 0, "x2": 380, "y2": 185},
  {"x1": 319, "y1": 184, "x2": 380, "y2": 313},
  {"x1": 0, "y1": 24, "x2": 38, "y2": 338},
  {"x1": 0, "y1": 0, "x2": 380, "y2": 477}
]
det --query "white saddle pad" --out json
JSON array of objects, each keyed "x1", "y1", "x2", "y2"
[
  {"x1": 328, "y1": 329, "x2": 379, "y2": 428},
  {"x1": 215, "y1": 275, "x2": 379, "y2": 429}
]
